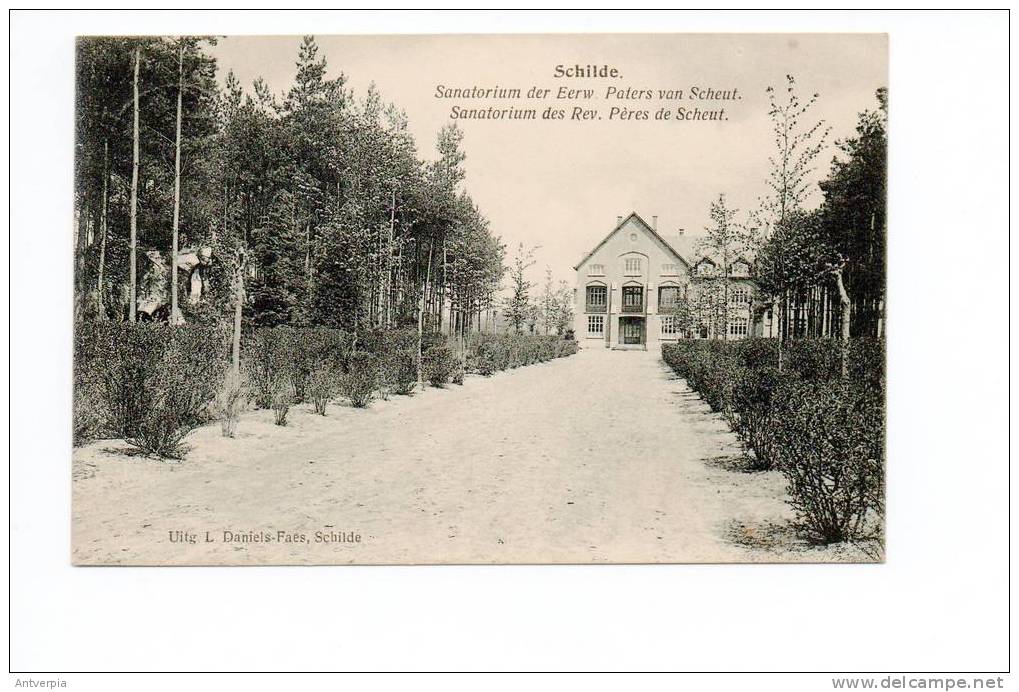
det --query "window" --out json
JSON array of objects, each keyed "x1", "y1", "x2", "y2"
[
  {"x1": 731, "y1": 261, "x2": 749, "y2": 276},
  {"x1": 585, "y1": 285, "x2": 607, "y2": 312},
  {"x1": 624, "y1": 258, "x2": 642, "y2": 274},
  {"x1": 629, "y1": 232, "x2": 638, "y2": 242},
  {"x1": 728, "y1": 317, "x2": 749, "y2": 338},
  {"x1": 697, "y1": 261, "x2": 714, "y2": 276},
  {"x1": 622, "y1": 285, "x2": 643, "y2": 312},
  {"x1": 588, "y1": 263, "x2": 605, "y2": 276},
  {"x1": 658, "y1": 285, "x2": 681, "y2": 309},
  {"x1": 730, "y1": 287, "x2": 750, "y2": 304},
  {"x1": 587, "y1": 315, "x2": 604, "y2": 335},
  {"x1": 661, "y1": 315, "x2": 678, "y2": 336},
  {"x1": 661, "y1": 263, "x2": 678, "y2": 275}
]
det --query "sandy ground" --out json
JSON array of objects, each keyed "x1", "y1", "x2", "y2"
[{"x1": 72, "y1": 346, "x2": 877, "y2": 565}]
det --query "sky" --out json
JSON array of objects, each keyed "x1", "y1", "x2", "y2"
[{"x1": 208, "y1": 34, "x2": 887, "y2": 287}]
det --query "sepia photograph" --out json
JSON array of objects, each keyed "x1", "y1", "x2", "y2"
[
  {"x1": 10, "y1": 7, "x2": 1013, "y2": 681},
  {"x1": 70, "y1": 32, "x2": 888, "y2": 566}
]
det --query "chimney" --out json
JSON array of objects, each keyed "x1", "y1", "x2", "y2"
[
  {"x1": 616, "y1": 215, "x2": 623, "y2": 226},
  {"x1": 652, "y1": 215, "x2": 658, "y2": 230},
  {"x1": 677, "y1": 227, "x2": 685, "y2": 236}
]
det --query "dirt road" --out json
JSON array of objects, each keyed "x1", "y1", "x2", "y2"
[{"x1": 72, "y1": 346, "x2": 806, "y2": 565}]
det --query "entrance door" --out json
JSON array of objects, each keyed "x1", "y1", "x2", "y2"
[{"x1": 621, "y1": 318, "x2": 643, "y2": 345}]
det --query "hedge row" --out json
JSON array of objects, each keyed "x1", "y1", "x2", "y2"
[
  {"x1": 662, "y1": 338, "x2": 885, "y2": 544},
  {"x1": 74, "y1": 322, "x2": 577, "y2": 458},
  {"x1": 465, "y1": 333, "x2": 578, "y2": 375}
]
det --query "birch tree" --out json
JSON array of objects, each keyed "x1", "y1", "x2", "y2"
[
  {"x1": 503, "y1": 243, "x2": 536, "y2": 334},
  {"x1": 752, "y1": 74, "x2": 830, "y2": 366}
]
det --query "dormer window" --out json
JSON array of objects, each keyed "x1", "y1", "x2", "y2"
[
  {"x1": 697, "y1": 261, "x2": 714, "y2": 276},
  {"x1": 588, "y1": 263, "x2": 605, "y2": 276},
  {"x1": 624, "y1": 258, "x2": 642, "y2": 275},
  {"x1": 730, "y1": 261, "x2": 749, "y2": 276}
]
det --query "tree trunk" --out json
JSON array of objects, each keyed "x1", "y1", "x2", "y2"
[
  {"x1": 128, "y1": 46, "x2": 140, "y2": 323},
  {"x1": 169, "y1": 40, "x2": 184, "y2": 325},
  {"x1": 834, "y1": 266, "x2": 852, "y2": 388},
  {"x1": 232, "y1": 251, "x2": 245, "y2": 373},
  {"x1": 437, "y1": 237, "x2": 446, "y2": 333},
  {"x1": 96, "y1": 139, "x2": 109, "y2": 320},
  {"x1": 384, "y1": 186, "x2": 396, "y2": 328},
  {"x1": 305, "y1": 221, "x2": 313, "y2": 312},
  {"x1": 776, "y1": 295, "x2": 784, "y2": 372},
  {"x1": 73, "y1": 207, "x2": 85, "y2": 321},
  {"x1": 417, "y1": 241, "x2": 433, "y2": 385}
]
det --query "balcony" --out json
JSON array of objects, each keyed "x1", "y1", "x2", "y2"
[
  {"x1": 585, "y1": 303, "x2": 607, "y2": 314},
  {"x1": 621, "y1": 302, "x2": 644, "y2": 313}
]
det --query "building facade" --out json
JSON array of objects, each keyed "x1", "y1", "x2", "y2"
[{"x1": 573, "y1": 212, "x2": 771, "y2": 349}]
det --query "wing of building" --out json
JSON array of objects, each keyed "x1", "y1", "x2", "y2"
[{"x1": 573, "y1": 212, "x2": 776, "y2": 349}]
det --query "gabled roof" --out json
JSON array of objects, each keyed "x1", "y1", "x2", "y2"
[{"x1": 573, "y1": 212, "x2": 692, "y2": 271}]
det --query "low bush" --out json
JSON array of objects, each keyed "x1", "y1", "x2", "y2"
[
  {"x1": 269, "y1": 371, "x2": 295, "y2": 426},
  {"x1": 771, "y1": 381, "x2": 884, "y2": 543},
  {"x1": 74, "y1": 322, "x2": 228, "y2": 457},
  {"x1": 245, "y1": 328, "x2": 295, "y2": 409},
  {"x1": 292, "y1": 328, "x2": 353, "y2": 402},
  {"x1": 245, "y1": 327, "x2": 351, "y2": 408},
  {"x1": 383, "y1": 348, "x2": 419, "y2": 395},
  {"x1": 73, "y1": 385, "x2": 106, "y2": 446},
  {"x1": 729, "y1": 365, "x2": 783, "y2": 471},
  {"x1": 424, "y1": 345, "x2": 457, "y2": 387},
  {"x1": 212, "y1": 369, "x2": 248, "y2": 437},
  {"x1": 129, "y1": 333, "x2": 227, "y2": 458},
  {"x1": 468, "y1": 338, "x2": 498, "y2": 376},
  {"x1": 342, "y1": 352, "x2": 380, "y2": 408},
  {"x1": 306, "y1": 363, "x2": 340, "y2": 415}
]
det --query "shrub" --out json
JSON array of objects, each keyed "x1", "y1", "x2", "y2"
[
  {"x1": 73, "y1": 385, "x2": 105, "y2": 446},
  {"x1": 785, "y1": 338, "x2": 840, "y2": 382},
  {"x1": 783, "y1": 338, "x2": 885, "y2": 389},
  {"x1": 245, "y1": 328, "x2": 296, "y2": 409},
  {"x1": 771, "y1": 381, "x2": 884, "y2": 543},
  {"x1": 76, "y1": 323, "x2": 156, "y2": 440},
  {"x1": 341, "y1": 351, "x2": 380, "y2": 408},
  {"x1": 126, "y1": 332, "x2": 226, "y2": 458},
  {"x1": 424, "y1": 345, "x2": 457, "y2": 387},
  {"x1": 557, "y1": 339, "x2": 579, "y2": 358},
  {"x1": 245, "y1": 327, "x2": 351, "y2": 407},
  {"x1": 212, "y1": 369, "x2": 248, "y2": 437},
  {"x1": 74, "y1": 322, "x2": 227, "y2": 456},
  {"x1": 452, "y1": 360, "x2": 465, "y2": 385},
  {"x1": 734, "y1": 338, "x2": 778, "y2": 370},
  {"x1": 293, "y1": 328, "x2": 353, "y2": 402},
  {"x1": 269, "y1": 372, "x2": 295, "y2": 426},
  {"x1": 383, "y1": 348, "x2": 419, "y2": 395},
  {"x1": 306, "y1": 363, "x2": 340, "y2": 415},
  {"x1": 729, "y1": 366, "x2": 783, "y2": 470}
]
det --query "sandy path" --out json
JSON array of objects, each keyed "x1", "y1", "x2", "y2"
[{"x1": 72, "y1": 346, "x2": 805, "y2": 565}]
